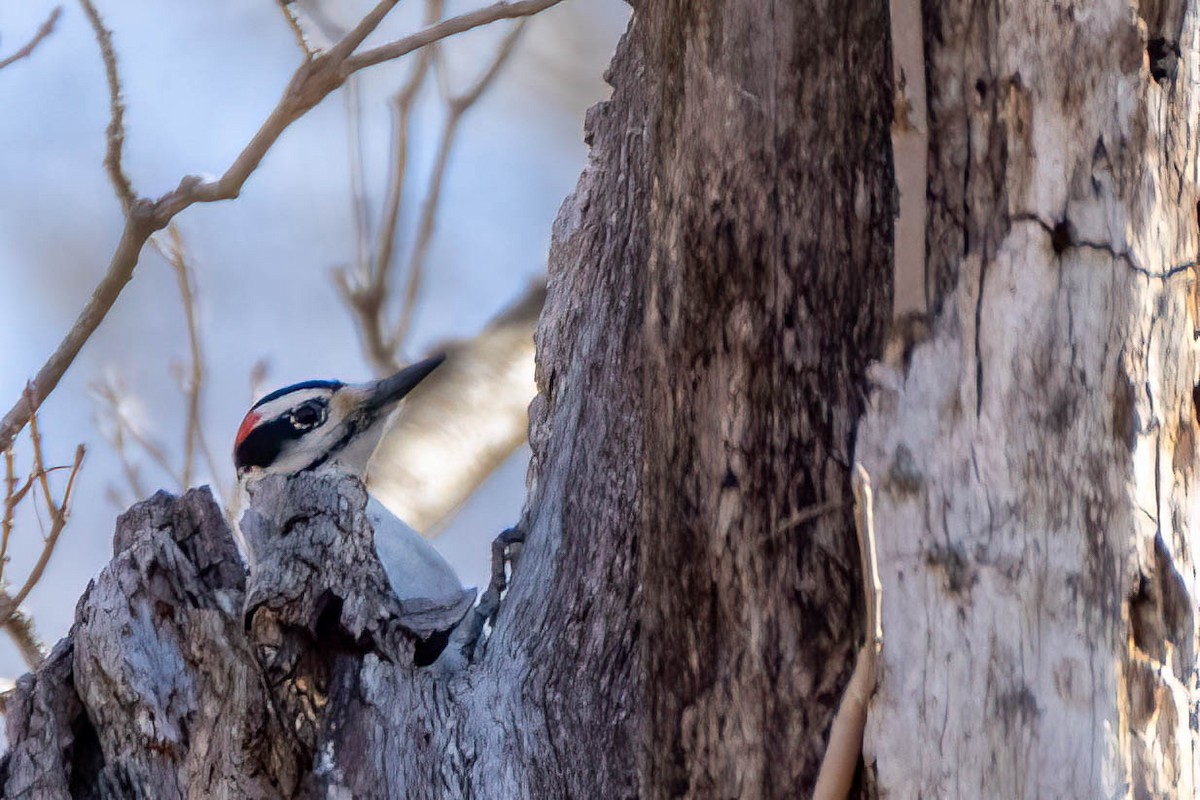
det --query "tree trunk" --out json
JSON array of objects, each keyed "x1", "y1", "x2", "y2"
[
  {"x1": 0, "y1": 1, "x2": 893, "y2": 796},
  {"x1": 857, "y1": 0, "x2": 1200, "y2": 795},
  {"x1": 9, "y1": 0, "x2": 1194, "y2": 798}
]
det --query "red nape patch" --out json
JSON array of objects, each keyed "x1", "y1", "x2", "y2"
[{"x1": 234, "y1": 411, "x2": 261, "y2": 449}]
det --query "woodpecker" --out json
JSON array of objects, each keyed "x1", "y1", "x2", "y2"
[{"x1": 232, "y1": 355, "x2": 467, "y2": 606}]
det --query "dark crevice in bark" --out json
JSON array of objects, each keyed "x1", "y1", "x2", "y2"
[{"x1": 66, "y1": 707, "x2": 104, "y2": 800}]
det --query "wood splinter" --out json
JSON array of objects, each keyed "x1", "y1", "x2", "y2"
[{"x1": 813, "y1": 464, "x2": 883, "y2": 800}]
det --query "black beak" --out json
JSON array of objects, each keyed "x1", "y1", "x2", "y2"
[{"x1": 364, "y1": 354, "x2": 446, "y2": 414}]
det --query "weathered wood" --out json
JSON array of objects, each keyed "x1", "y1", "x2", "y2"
[{"x1": 858, "y1": 0, "x2": 1200, "y2": 795}]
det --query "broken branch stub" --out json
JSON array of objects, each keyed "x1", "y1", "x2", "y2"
[{"x1": 1, "y1": 473, "x2": 487, "y2": 795}]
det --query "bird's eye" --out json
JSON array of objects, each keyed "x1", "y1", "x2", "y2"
[{"x1": 290, "y1": 403, "x2": 323, "y2": 430}]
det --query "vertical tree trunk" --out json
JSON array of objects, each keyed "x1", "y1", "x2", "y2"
[
  {"x1": 858, "y1": 0, "x2": 1200, "y2": 795},
  {"x1": 633, "y1": 0, "x2": 893, "y2": 795}
]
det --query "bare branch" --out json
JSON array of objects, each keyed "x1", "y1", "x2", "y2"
[
  {"x1": 0, "y1": 398, "x2": 85, "y2": 669},
  {"x1": 336, "y1": 0, "x2": 444, "y2": 376},
  {"x1": 449, "y1": 18, "x2": 526, "y2": 110},
  {"x1": 108, "y1": 421, "x2": 145, "y2": 501},
  {"x1": 389, "y1": 21, "x2": 526, "y2": 351},
  {"x1": 325, "y1": 0, "x2": 401, "y2": 62},
  {"x1": 0, "y1": 0, "x2": 561, "y2": 455},
  {"x1": 78, "y1": 0, "x2": 136, "y2": 212},
  {"x1": 374, "y1": 29, "x2": 437, "y2": 279},
  {"x1": 1, "y1": 440, "x2": 85, "y2": 623},
  {"x1": 149, "y1": 227, "x2": 230, "y2": 505},
  {"x1": 812, "y1": 465, "x2": 882, "y2": 800},
  {"x1": 0, "y1": 6, "x2": 62, "y2": 72},
  {"x1": 347, "y1": 0, "x2": 563, "y2": 72},
  {"x1": 92, "y1": 378, "x2": 182, "y2": 489},
  {"x1": 1, "y1": 451, "x2": 18, "y2": 578},
  {"x1": 387, "y1": 110, "x2": 456, "y2": 351},
  {"x1": 170, "y1": 232, "x2": 203, "y2": 489}
]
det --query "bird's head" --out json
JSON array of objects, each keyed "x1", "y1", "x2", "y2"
[{"x1": 233, "y1": 355, "x2": 445, "y2": 481}]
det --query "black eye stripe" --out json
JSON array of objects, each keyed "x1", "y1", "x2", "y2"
[
  {"x1": 234, "y1": 416, "x2": 301, "y2": 471},
  {"x1": 235, "y1": 400, "x2": 330, "y2": 470}
]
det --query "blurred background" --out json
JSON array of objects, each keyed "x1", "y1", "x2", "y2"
[{"x1": 0, "y1": 0, "x2": 628, "y2": 681}]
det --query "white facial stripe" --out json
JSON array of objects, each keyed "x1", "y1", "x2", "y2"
[{"x1": 252, "y1": 388, "x2": 336, "y2": 425}]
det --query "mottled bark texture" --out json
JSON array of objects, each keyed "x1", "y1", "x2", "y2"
[
  {"x1": 0, "y1": 2, "x2": 894, "y2": 798},
  {"x1": 858, "y1": 0, "x2": 1200, "y2": 795},
  {"x1": 635, "y1": 0, "x2": 894, "y2": 796}
]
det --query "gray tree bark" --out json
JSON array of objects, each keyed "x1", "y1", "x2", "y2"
[
  {"x1": 859, "y1": 0, "x2": 1200, "y2": 796},
  {"x1": 1, "y1": 0, "x2": 895, "y2": 797}
]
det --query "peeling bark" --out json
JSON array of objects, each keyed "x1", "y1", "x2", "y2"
[{"x1": 861, "y1": 0, "x2": 1200, "y2": 795}]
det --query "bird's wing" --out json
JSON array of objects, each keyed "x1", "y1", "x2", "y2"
[
  {"x1": 366, "y1": 282, "x2": 543, "y2": 535},
  {"x1": 368, "y1": 496, "x2": 470, "y2": 600}
]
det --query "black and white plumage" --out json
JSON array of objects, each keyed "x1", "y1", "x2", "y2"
[{"x1": 232, "y1": 356, "x2": 467, "y2": 605}]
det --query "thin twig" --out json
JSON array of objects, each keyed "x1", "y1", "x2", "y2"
[
  {"x1": 0, "y1": 6, "x2": 62, "y2": 72},
  {"x1": 172, "y1": 232, "x2": 203, "y2": 489},
  {"x1": 325, "y1": 0, "x2": 402, "y2": 62},
  {"x1": 78, "y1": 0, "x2": 135, "y2": 212},
  {"x1": 150, "y1": 227, "x2": 230, "y2": 504},
  {"x1": 1, "y1": 451, "x2": 18, "y2": 580},
  {"x1": 1, "y1": 444, "x2": 85, "y2": 621},
  {"x1": 812, "y1": 465, "x2": 883, "y2": 800},
  {"x1": 389, "y1": 21, "x2": 526, "y2": 352},
  {"x1": 387, "y1": 109, "x2": 457, "y2": 350},
  {"x1": 0, "y1": 402, "x2": 84, "y2": 672},
  {"x1": 151, "y1": 227, "x2": 204, "y2": 489},
  {"x1": 92, "y1": 376, "x2": 183, "y2": 491},
  {"x1": 448, "y1": 19, "x2": 527, "y2": 109},
  {"x1": 276, "y1": 0, "x2": 317, "y2": 57},
  {"x1": 347, "y1": 0, "x2": 563, "y2": 72},
  {"x1": 335, "y1": 0, "x2": 443, "y2": 376},
  {"x1": 107, "y1": 420, "x2": 145, "y2": 501},
  {"x1": 0, "y1": 0, "x2": 563, "y2": 455},
  {"x1": 374, "y1": 24, "x2": 437, "y2": 280},
  {"x1": 0, "y1": 397, "x2": 85, "y2": 668}
]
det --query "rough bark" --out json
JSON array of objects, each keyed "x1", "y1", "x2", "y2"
[
  {"x1": 635, "y1": 0, "x2": 893, "y2": 796},
  {"x1": 858, "y1": 0, "x2": 1200, "y2": 795},
  {"x1": 0, "y1": 2, "x2": 896, "y2": 798}
]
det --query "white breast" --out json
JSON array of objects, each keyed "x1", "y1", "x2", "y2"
[{"x1": 367, "y1": 495, "x2": 468, "y2": 603}]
